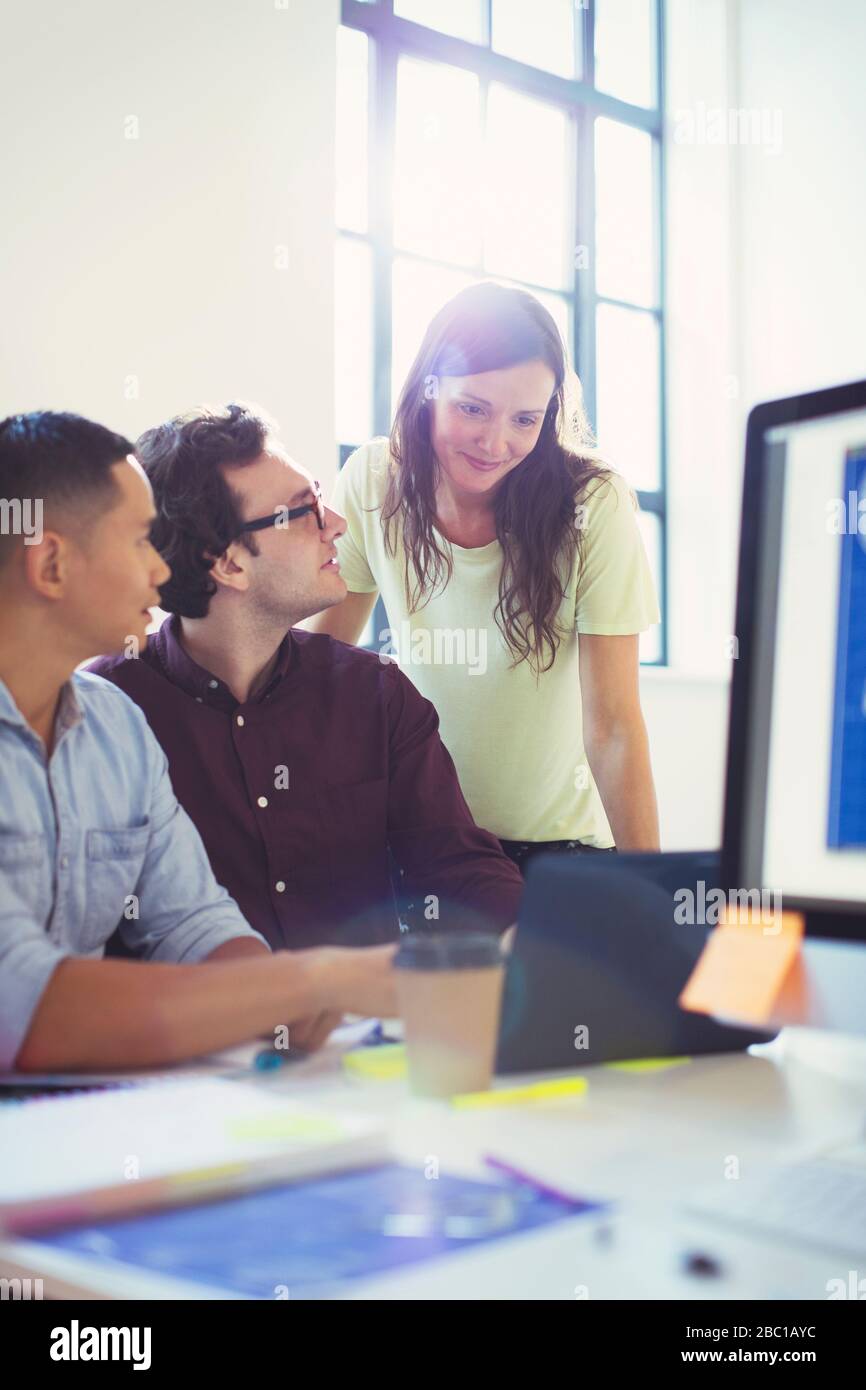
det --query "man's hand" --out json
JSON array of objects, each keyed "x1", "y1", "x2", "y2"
[
  {"x1": 287, "y1": 1011, "x2": 345, "y2": 1052},
  {"x1": 313, "y1": 943, "x2": 399, "y2": 1019}
]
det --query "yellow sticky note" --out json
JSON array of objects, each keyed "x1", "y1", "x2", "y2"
[
  {"x1": 227, "y1": 1114, "x2": 343, "y2": 1141},
  {"x1": 342, "y1": 1044, "x2": 408, "y2": 1082},
  {"x1": 452, "y1": 1077, "x2": 588, "y2": 1109},
  {"x1": 171, "y1": 1161, "x2": 247, "y2": 1185},
  {"x1": 605, "y1": 1056, "x2": 692, "y2": 1074},
  {"x1": 679, "y1": 909, "x2": 804, "y2": 1024}
]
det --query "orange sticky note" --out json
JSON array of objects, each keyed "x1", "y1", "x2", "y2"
[{"x1": 679, "y1": 908, "x2": 804, "y2": 1024}]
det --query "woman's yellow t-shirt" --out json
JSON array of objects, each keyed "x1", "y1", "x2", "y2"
[{"x1": 331, "y1": 438, "x2": 660, "y2": 845}]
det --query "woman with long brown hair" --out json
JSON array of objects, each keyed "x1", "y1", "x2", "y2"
[{"x1": 310, "y1": 282, "x2": 660, "y2": 871}]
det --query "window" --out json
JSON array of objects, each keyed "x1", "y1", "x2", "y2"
[{"x1": 336, "y1": 0, "x2": 666, "y2": 663}]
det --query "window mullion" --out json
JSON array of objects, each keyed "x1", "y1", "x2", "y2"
[
  {"x1": 574, "y1": 107, "x2": 597, "y2": 431},
  {"x1": 370, "y1": 34, "x2": 397, "y2": 435},
  {"x1": 655, "y1": 0, "x2": 668, "y2": 664}
]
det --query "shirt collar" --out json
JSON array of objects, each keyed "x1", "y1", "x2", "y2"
[
  {"x1": 56, "y1": 679, "x2": 86, "y2": 737},
  {"x1": 152, "y1": 614, "x2": 294, "y2": 709},
  {"x1": 0, "y1": 677, "x2": 23, "y2": 727},
  {"x1": 0, "y1": 674, "x2": 84, "y2": 739}
]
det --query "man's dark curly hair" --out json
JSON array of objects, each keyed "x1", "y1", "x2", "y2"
[{"x1": 136, "y1": 402, "x2": 275, "y2": 618}]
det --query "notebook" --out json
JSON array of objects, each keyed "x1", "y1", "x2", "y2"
[{"x1": 0, "y1": 1076, "x2": 389, "y2": 1234}]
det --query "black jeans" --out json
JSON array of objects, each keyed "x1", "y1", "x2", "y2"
[{"x1": 499, "y1": 838, "x2": 616, "y2": 879}]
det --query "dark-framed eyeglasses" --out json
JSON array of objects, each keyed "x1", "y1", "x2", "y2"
[{"x1": 239, "y1": 481, "x2": 326, "y2": 533}]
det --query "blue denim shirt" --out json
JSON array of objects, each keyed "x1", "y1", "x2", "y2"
[{"x1": 0, "y1": 671, "x2": 267, "y2": 1069}]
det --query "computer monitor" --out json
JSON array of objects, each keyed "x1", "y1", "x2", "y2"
[{"x1": 722, "y1": 378, "x2": 866, "y2": 941}]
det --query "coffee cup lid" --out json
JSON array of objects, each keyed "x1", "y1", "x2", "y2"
[{"x1": 394, "y1": 932, "x2": 504, "y2": 971}]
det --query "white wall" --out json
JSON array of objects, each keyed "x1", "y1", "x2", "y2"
[
  {"x1": 645, "y1": 0, "x2": 742, "y2": 847},
  {"x1": 640, "y1": 670, "x2": 731, "y2": 847},
  {"x1": 649, "y1": 0, "x2": 866, "y2": 849},
  {"x1": 736, "y1": 0, "x2": 866, "y2": 405},
  {"x1": 664, "y1": 0, "x2": 742, "y2": 681},
  {"x1": 0, "y1": 0, "x2": 338, "y2": 475}
]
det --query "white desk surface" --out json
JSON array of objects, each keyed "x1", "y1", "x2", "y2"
[{"x1": 3, "y1": 1028, "x2": 865, "y2": 1300}]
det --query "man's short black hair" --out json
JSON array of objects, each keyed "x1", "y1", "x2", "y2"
[
  {"x1": 136, "y1": 401, "x2": 273, "y2": 619},
  {"x1": 0, "y1": 411, "x2": 133, "y2": 568}
]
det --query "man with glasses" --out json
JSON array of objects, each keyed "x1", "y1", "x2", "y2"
[
  {"x1": 0, "y1": 410, "x2": 397, "y2": 1073},
  {"x1": 89, "y1": 402, "x2": 522, "y2": 953}
]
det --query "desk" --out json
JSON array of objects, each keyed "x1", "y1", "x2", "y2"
[{"x1": 3, "y1": 1030, "x2": 865, "y2": 1300}]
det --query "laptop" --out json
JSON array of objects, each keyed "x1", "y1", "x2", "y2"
[{"x1": 496, "y1": 851, "x2": 776, "y2": 1073}]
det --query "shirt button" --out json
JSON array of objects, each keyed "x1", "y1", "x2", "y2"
[
  {"x1": 275, "y1": 880, "x2": 286, "y2": 893},
  {"x1": 208, "y1": 679, "x2": 218, "y2": 689},
  {"x1": 257, "y1": 796, "x2": 269, "y2": 808},
  {"x1": 195, "y1": 696, "x2": 203, "y2": 704},
  {"x1": 60, "y1": 855, "x2": 69, "y2": 869},
  {"x1": 236, "y1": 715, "x2": 245, "y2": 727}
]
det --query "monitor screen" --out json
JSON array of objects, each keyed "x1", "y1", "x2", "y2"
[{"x1": 733, "y1": 398, "x2": 866, "y2": 916}]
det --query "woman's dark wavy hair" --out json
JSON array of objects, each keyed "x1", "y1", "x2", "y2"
[
  {"x1": 382, "y1": 281, "x2": 608, "y2": 675},
  {"x1": 136, "y1": 402, "x2": 274, "y2": 618}
]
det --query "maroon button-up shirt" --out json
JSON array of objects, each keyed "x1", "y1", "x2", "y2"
[{"x1": 88, "y1": 618, "x2": 522, "y2": 950}]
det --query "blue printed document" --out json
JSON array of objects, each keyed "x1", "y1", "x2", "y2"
[{"x1": 35, "y1": 1163, "x2": 599, "y2": 1298}]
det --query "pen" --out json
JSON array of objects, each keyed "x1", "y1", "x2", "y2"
[
  {"x1": 360, "y1": 1021, "x2": 400, "y2": 1046},
  {"x1": 253, "y1": 1046, "x2": 306, "y2": 1070},
  {"x1": 483, "y1": 1153, "x2": 603, "y2": 1210},
  {"x1": 253, "y1": 1049, "x2": 285, "y2": 1070}
]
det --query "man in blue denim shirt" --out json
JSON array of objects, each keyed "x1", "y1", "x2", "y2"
[{"x1": 0, "y1": 412, "x2": 396, "y2": 1072}]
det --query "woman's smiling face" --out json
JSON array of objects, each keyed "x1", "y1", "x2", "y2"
[{"x1": 428, "y1": 358, "x2": 556, "y2": 497}]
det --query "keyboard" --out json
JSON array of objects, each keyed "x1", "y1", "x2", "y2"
[{"x1": 684, "y1": 1143, "x2": 866, "y2": 1258}]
